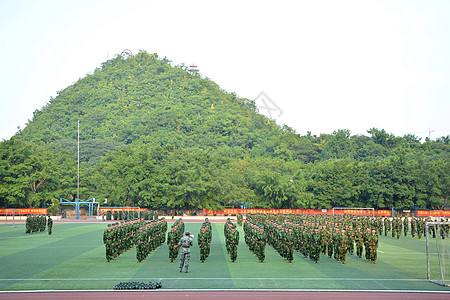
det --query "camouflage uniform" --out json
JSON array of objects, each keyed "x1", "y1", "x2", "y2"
[
  {"x1": 47, "y1": 216, "x2": 53, "y2": 235},
  {"x1": 178, "y1": 232, "x2": 193, "y2": 272}
]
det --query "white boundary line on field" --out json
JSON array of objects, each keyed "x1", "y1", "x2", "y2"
[
  {"x1": 0, "y1": 278, "x2": 427, "y2": 281},
  {"x1": 0, "y1": 289, "x2": 449, "y2": 293}
]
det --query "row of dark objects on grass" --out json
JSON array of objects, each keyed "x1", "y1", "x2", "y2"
[{"x1": 113, "y1": 281, "x2": 162, "y2": 290}]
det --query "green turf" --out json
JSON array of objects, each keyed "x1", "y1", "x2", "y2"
[{"x1": 0, "y1": 222, "x2": 448, "y2": 291}]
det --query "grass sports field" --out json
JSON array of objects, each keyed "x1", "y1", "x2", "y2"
[{"x1": 0, "y1": 221, "x2": 448, "y2": 291}]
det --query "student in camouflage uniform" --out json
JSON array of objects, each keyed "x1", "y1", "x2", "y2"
[
  {"x1": 310, "y1": 227, "x2": 321, "y2": 263},
  {"x1": 346, "y1": 223, "x2": 354, "y2": 255},
  {"x1": 135, "y1": 227, "x2": 146, "y2": 262},
  {"x1": 364, "y1": 227, "x2": 371, "y2": 260},
  {"x1": 391, "y1": 217, "x2": 397, "y2": 238},
  {"x1": 333, "y1": 227, "x2": 340, "y2": 260},
  {"x1": 439, "y1": 218, "x2": 448, "y2": 239},
  {"x1": 403, "y1": 217, "x2": 409, "y2": 237},
  {"x1": 338, "y1": 228, "x2": 348, "y2": 264},
  {"x1": 168, "y1": 218, "x2": 184, "y2": 262},
  {"x1": 319, "y1": 224, "x2": 326, "y2": 255},
  {"x1": 103, "y1": 224, "x2": 114, "y2": 262},
  {"x1": 396, "y1": 217, "x2": 402, "y2": 239},
  {"x1": 225, "y1": 218, "x2": 232, "y2": 254},
  {"x1": 355, "y1": 224, "x2": 364, "y2": 258},
  {"x1": 410, "y1": 217, "x2": 417, "y2": 238},
  {"x1": 167, "y1": 227, "x2": 179, "y2": 262},
  {"x1": 205, "y1": 218, "x2": 212, "y2": 258},
  {"x1": 229, "y1": 226, "x2": 239, "y2": 262},
  {"x1": 417, "y1": 218, "x2": 425, "y2": 239},
  {"x1": 255, "y1": 226, "x2": 267, "y2": 262},
  {"x1": 368, "y1": 228, "x2": 379, "y2": 263},
  {"x1": 382, "y1": 217, "x2": 389, "y2": 236},
  {"x1": 237, "y1": 213, "x2": 243, "y2": 226},
  {"x1": 198, "y1": 220, "x2": 212, "y2": 262},
  {"x1": 327, "y1": 226, "x2": 334, "y2": 258},
  {"x1": 47, "y1": 216, "x2": 53, "y2": 235}
]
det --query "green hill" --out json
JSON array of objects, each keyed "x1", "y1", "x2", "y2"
[
  {"x1": 1, "y1": 51, "x2": 448, "y2": 211},
  {"x1": 17, "y1": 51, "x2": 320, "y2": 165}
]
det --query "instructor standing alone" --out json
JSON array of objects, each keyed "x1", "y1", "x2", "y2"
[{"x1": 175, "y1": 231, "x2": 193, "y2": 273}]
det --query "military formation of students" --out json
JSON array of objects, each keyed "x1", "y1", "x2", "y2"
[
  {"x1": 386, "y1": 217, "x2": 449, "y2": 240},
  {"x1": 264, "y1": 217, "x2": 295, "y2": 262},
  {"x1": 244, "y1": 213, "x2": 380, "y2": 264},
  {"x1": 103, "y1": 217, "x2": 167, "y2": 262},
  {"x1": 198, "y1": 218, "x2": 212, "y2": 262},
  {"x1": 243, "y1": 218, "x2": 266, "y2": 262},
  {"x1": 99, "y1": 212, "x2": 448, "y2": 267},
  {"x1": 167, "y1": 219, "x2": 185, "y2": 262},
  {"x1": 135, "y1": 218, "x2": 167, "y2": 262},
  {"x1": 25, "y1": 215, "x2": 47, "y2": 234},
  {"x1": 105, "y1": 210, "x2": 159, "y2": 221},
  {"x1": 224, "y1": 218, "x2": 239, "y2": 262}
]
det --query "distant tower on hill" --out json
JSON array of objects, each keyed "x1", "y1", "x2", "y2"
[
  {"x1": 189, "y1": 64, "x2": 199, "y2": 74},
  {"x1": 121, "y1": 49, "x2": 133, "y2": 59}
]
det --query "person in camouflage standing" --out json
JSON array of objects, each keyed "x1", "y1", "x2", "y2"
[
  {"x1": 229, "y1": 225, "x2": 239, "y2": 262},
  {"x1": 103, "y1": 224, "x2": 113, "y2": 262},
  {"x1": 198, "y1": 225, "x2": 209, "y2": 262},
  {"x1": 417, "y1": 218, "x2": 425, "y2": 239},
  {"x1": 364, "y1": 227, "x2": 371, "y2": 260},
  {"x1": 310, "y1": 227, "x2": 321, "y2": 263},
  {"x1": 225, "y1": 218, "x2": 232, "y2": 254},
  {"x1": 439, "y1": 218, "x2": 447, "y2": 239},
  {"x1": 167, "y1": 218, "x2": 184, "y2": 262},
  {"x1": 403, "y1": 217, "x2": 409, "y2": 237},
  {"x1": 333, "y1": 227, "x2": 340, "y2": 260},
  {"x1": 355, "y1": 224, "x2": 364, "y2": 258},
  {"x1": 391, "y1": 217, "x2": 397, "y2": 238},
  {"x1": 237, "y1": 213, "x2": 243, "y2": 226},
  {"x1": 410, "y1": 217, "x2": 417, "y2": 238},
  {"x1": 256, "y1": 225, "x2": 266, "y2": 262},
  {"x1": 368, "y1": 228, "x2": 379, "y2": 264},
  {"x1": 135, "y1": 227, "x2": 146, "y2": 262},
  {"x1": 167, "y1": 227, "x2": 178, "y2": 262},
  {"x1": 204, "y1": 218, "x2": 212, "y2": 259},
  {"x1": 320, "y1": 224, "x2": 328, "y2": 256},
  {"x1": 327, "y1": 226, "x2": 334, "y2": 259},
  {"x1": 285, "y1": 226, "x2": 294, "y2": 263},
  {"x1": 396, "y1": 217, "x2": 402, "y2": 239},
  {"x1": 176, "y1": 231, "x2": 193, "y2": 273},
  {"x1": 346, "y1": 223, "x2": 354, "y2": 255},
  {"x1": 47, "y1": 215, "x2": 53, "y2": 235},
  {"x1": 384, "y1": 217, "x2": 391, "y2": 237},
  {"x1": 338, "y1": 228, "x2": 348, "y2": 264}
]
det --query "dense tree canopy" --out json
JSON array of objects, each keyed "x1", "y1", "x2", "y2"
[{"x1": 1, "y1": 51, "x2": 448, "y2": 211}]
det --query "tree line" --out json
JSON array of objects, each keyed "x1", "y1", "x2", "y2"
[{"x1": 0, "y1": 133, "x2": 448, "y2": 212}]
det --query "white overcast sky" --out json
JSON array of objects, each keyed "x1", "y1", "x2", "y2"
[{"x1": 0, "y1": 0, "x2": 449, "y2": 141}]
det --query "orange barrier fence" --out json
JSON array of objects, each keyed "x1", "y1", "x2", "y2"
[
  {"x1": 99, "y1": 207, "x2": 147, "y2": 213},
  {"x1": 203, "y1": 208, "x2": 446, "y2": 217},
  {"x1": 417, "y1": 210, "x2": 450, "y2": 217},
  {"x1": 0, "y1": 208, "x2": 47, "y2": 215}
]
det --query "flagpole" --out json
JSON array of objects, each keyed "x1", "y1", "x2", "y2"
[{"x1": 77, "y1": 120, "x2": 80, "y2": 200}]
